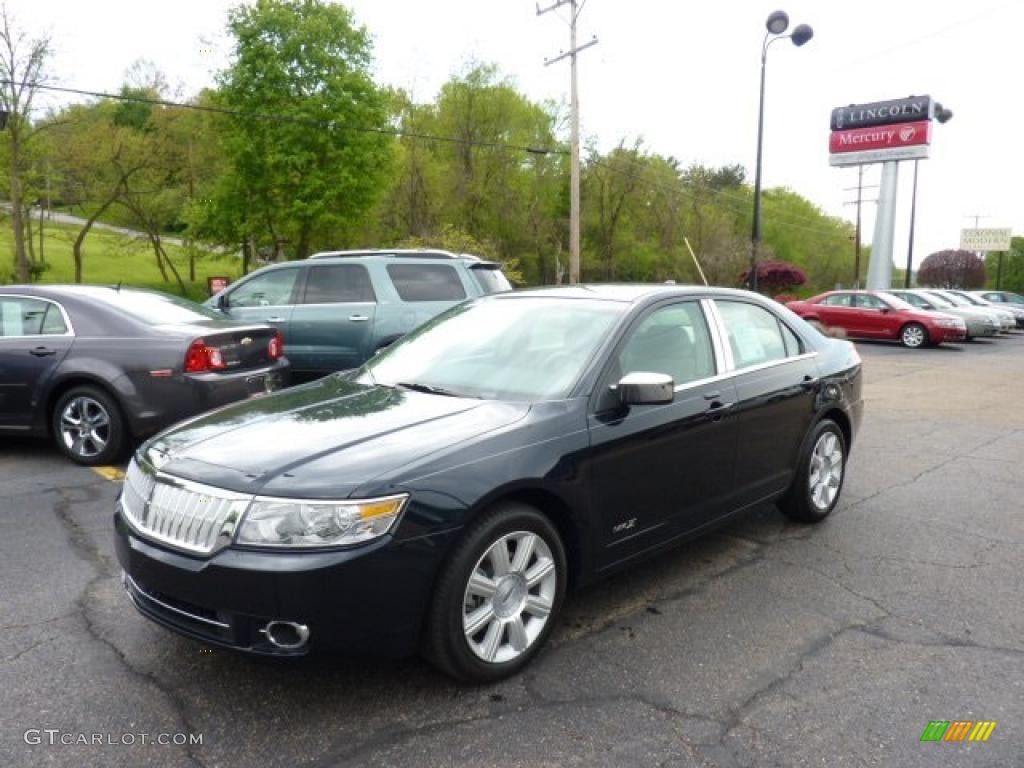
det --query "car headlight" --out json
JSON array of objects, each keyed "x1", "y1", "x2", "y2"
[
  {"x1": 235, "y1": 494, "x2": 408, "y2": 548},
  {"x1": 936, "y1": 318, "x2": 964, "y2": 329}
]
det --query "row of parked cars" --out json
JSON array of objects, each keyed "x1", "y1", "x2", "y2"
[
  {"x1": 786, "y1": 288, "x2": 1024, "y2": 348},
  {"x1": 0, "y1": 250, "x2": 509, "y2": 464}
]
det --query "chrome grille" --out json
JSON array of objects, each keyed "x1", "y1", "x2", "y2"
[{"x1": 120, "y1": 458, "x2": 251, "y2": 555}]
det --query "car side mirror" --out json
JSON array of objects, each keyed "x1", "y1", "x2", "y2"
[
  {"x1": 216, "y1": 293, "x2": 229, "y2": 310},
  {"x1": 615, "y1": 372, "x2": 675, "y2": 406},
  {"x1": 879, "y1": 306, "x2": 891, "y2": 313}
]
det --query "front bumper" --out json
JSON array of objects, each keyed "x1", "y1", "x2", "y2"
[
  {"x1": 114, "y1": 507, "x2": 456, "y2": 657},
  {"x1": 933, "y1": 326, "x2": 967, "y2": 342}
]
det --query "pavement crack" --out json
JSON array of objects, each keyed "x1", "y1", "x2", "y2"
[{"x1": 49, "y1": 484, "x2": 208, "y2": 768}]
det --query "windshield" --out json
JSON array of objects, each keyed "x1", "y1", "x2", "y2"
[
  {"x1": 78, "y1": 288, "x2": 225, "y2": 325},
  {"x1": 951, "y1": 292, "x2": 985, "y2": 306},
  {"x1": 878, "y1": 294, "x2": 915, "y2": 310},
  {"x1": 938, "y1": 292, "x2": 972, "y2": 307},
  {"x1": 920, "y1": 292, "x2": 953, "y2": 308},
  {"x1": 1000, "y1": 293, "x2": 1024, "y2": 305},
  {"x1": 360, "y1": 296, "x2": 626, "y2": 401},
  {"x1": 886, "y1": 292, "x2": 927, "y2": 309}
]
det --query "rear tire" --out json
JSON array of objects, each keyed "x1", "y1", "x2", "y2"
[
  {"x1": 423, "y1": 502, "x2": 567, "y2": 683},
  {"x1": 900, "y1": 322, "x2": 928, "y2": 348},
  {"x1": 779, "y1": 419, "x2": 847, "y2": 524},
  {"x1": 51, "y1": 385, "x2": 126, "y2": 466}
]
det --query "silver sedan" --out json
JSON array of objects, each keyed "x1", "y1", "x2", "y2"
[{"x1": 884, "y1": 290, "x2": 997, "y2": 339}]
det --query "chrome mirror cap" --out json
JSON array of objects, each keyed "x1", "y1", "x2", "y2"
[{"x1": 616, "y1": 372, "x2": 675, "y2": 406}]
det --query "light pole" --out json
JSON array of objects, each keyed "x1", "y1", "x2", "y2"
[
  {"x1": 904, "y1": 104, "x2": 952, "y2": 288},
  {"x1": 750, "y1": 10, "x2": 813, "y2": 293}
]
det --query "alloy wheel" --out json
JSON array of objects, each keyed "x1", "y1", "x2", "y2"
[
  {"x1": 808, "y1": 432, "x2": 843, "y2": 511},
  {"x1": 902, "y1": 324, "x2": 926, "y2": 348},
  {"x1": 462, "y1": 531, "x2": 557, "y2": 664},
  {"x1": 59, "y1": 396, "x2": 111, "y2": 459}
]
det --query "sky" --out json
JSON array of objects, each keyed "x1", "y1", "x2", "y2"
[{"x1": 8, "y1": 0, "x2": 1024, "y2": 271}]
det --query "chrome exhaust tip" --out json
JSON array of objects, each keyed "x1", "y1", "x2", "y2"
[{"x1": 260, "y1": 620, "x2": 310, "y2": 650}]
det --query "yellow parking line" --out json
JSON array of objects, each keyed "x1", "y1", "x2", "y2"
[{"x1": 92, "y1": 466, "x2": 126, "y2": 482}]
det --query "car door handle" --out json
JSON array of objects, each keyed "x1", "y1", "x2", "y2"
[
  {"x1": 703, "y1": 391, "x2": 721, "y2": 400},
  {"x1": 348, "y1": 315, "x2": 370, "y2": 322},
  {"x1": 30, "y1": 346, "x2": 56, "y2": 357},
  {"x1": 265, "y1": 316, "x2": 286, "y2": 323}
]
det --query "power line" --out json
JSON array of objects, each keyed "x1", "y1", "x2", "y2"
[
  {"x1": 3, "y1": 79, "x2": 568, "y2": 157},
  {"x1": 590, "y1": 156, "x2": 853, "y2": 239}
]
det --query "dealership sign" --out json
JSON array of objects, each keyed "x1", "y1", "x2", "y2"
[
  {"x1": 830, "y1": 96, "x2": 932, "y2": 131},
  {"x1": 960, "y1": 228, "x2": 1012, "y2": 251},
  {"x1": 829, "y1": 96, "x2": 936, "y2": 166}
]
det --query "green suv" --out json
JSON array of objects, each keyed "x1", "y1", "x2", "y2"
[{"x1": 205, "y1": 250, "x2": 511, "y2": 376}]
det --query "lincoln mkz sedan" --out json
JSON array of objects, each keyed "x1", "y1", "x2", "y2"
[
  {"x1": 786, "y1": 290, "x2": 966, "y2": 348},
  {"x1": 115, "y1": 286, "x2": 863, "y2": 682}
]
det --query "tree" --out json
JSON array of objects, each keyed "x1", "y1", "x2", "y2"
[
  {"x1": 984, "y1": 237, "x2": 1024, "y2": 294},
  {"x1": 0, "y1": 3, "x2": 51, "y2": 281},
  {"x1": 213, "y1": 0, "x2": 392, "y2": 259},
  {"x1": 740, "y1": 259, "x2": 807, "y2": 294},
  {"x1": 918, "y1": 249, "x2": 986, "y2": 289}
]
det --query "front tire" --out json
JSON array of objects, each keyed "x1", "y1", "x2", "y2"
[
  {"x1": 51, "y1": 386, "x2": 126, "y2": 466},
  {"x1": 424, "y1": 502, "x2": 567, "y2": 683},
  {"x1": 779, "y1": 419, "x2": 847, "y2": 523},
  {"x1": 900, "y1": 322, "x2": 928, "y2": 348}
]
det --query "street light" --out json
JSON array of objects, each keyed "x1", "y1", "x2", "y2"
[
  {"x1": 749, "y1": 10, "x2": 813, "y2": 292},
  {"x1": 904, "y1": 101, "x2": 953, "y2": 287}
]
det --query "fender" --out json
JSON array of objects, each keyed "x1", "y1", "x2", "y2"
[{"x1": 38, "y1": 360, "x2": 138, "y2": 434}]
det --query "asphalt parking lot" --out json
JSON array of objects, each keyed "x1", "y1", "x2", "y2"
[{"x1": 2, "y1": 334, "x2": 1022, "y2": 768}]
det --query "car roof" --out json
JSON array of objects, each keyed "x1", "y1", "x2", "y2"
[
  {"x1": 488, "y1": 284, "x2": 764, "y2": 304},
  {"x1": 0, "y1": 284, "x2": 163, "y2": 299},
  {"x1": 307, "y1": 249, "x2": 482, "y2": 261}
]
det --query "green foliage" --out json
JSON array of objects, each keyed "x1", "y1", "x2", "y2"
[
  {"x1": 985, "y1": 237, "x2": 1024, "y2": 293},
  {"x1": 211, "y1": 0, "x2": 391, "y2": 259},
  {"x1": 5, "y1": 4, "x2": 859, "y2": 294}
]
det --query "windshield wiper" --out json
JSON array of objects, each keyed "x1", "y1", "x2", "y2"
[{"x1": 395, "y1": 381, "x2": 464, "y2": 398}]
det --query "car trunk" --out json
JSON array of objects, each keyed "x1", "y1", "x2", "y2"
[{"x1": 200, "y1": 327, "x2": 279, "y2": 371}]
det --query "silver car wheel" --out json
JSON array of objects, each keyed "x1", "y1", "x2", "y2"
[
  {"x1": 808, "y1": 432, "x2": 843, "y2": 511},
  {"x1": 902, "y1": 324, "x2": 926, "y2": 348},
  {"x1": 462, "y1": 531, "x2": 557, "y2": 664},
  {"x1": 60, "y1": 396, "x2": 111, "y2": 459}
]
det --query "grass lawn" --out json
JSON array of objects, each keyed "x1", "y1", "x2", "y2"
[{"x1": 0, "y1": 214, "x2": 242, "y2": 301}]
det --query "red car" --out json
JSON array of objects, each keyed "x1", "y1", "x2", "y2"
[{"x1": 786, "y1": 290, "x2": 967, "y2": 348}]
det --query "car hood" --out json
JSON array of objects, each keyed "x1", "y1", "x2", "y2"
[{"x1": 144, "y1": 376, "x2": 530, "y2": 497}]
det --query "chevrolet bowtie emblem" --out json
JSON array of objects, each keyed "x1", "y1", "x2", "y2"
[{"x1": 240, "y1": 337, "x2": 253, "y2": 345}]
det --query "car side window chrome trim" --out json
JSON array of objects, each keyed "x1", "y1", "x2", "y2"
[
  {"x1": 702, "y1": 299, "x2": 733, "y2": 372},
  {"x1": 0, "y1": 293, "x2": 76, "y2": 339}
]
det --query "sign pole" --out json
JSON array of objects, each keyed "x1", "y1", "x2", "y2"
[
  {"x1": 866, "y1": 161, "x2": 900, "y2": 290},
  {"x1": 996, "y1": 252, "x2": 1004, "y2": 289}
]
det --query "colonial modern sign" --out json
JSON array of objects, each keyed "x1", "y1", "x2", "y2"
[
  {"x1": 960, "y1": 228, "x2": 1012, "y2": 252},
  {"x1": 830, "y1": 96, "x2": 932, "y2": 131}
]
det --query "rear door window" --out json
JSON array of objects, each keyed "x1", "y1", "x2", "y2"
[
  {"x1": 302, "y1": 264, "x2": 376, "y2": 303},
  {"x1": 0, "y1": 297, "x2": 49, "y2": 336},
  {"x1": 821, "y1": 294, "x2": 853, "y2": 307},
  {"x1": 386, "y1": 264, "x2": 467, "y2": 302},
  {"x1": 714, "y1": 300, "x2": 794, "y2": 369}
]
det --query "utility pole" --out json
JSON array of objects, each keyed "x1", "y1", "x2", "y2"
[
  {"x1": 965, "y1": 214, "x2": 988, "y2": 289},
  {"x1": 539, "y1": 0, "x2": 597, "y2": 285},
  {"x1": 843, "y1": 167, "x2": 878, "y2": 288}
]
